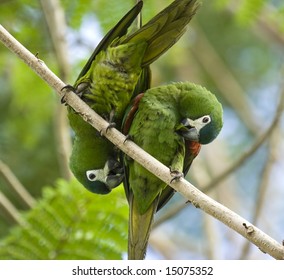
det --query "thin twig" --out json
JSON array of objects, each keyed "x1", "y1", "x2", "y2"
[
  {"x1": 153, "y1": 201, "x2": 185, "y2": 228},
  {"x1": 0, "y1": 159, "x2": 35, "y2": 209},
  {"x1": 202, "y1": 88, "x2": 284, "y2": 193},
  {"x1": 0, "y1": 25, "x2": 284, "y2": 259},
  {"x1": 227, "y1": 3, "x2": 284, "y2": 47},
  {"x1": 238, "y1": 88, "x2": 284, "y2": 259},
  {"x1": 0, "y1": 191, "x2": 25, "y2": 226},
  {"x1": 39, "y1": 0, "x2": 72, "y2": 180},
  {"x1": 192, "y1": 24, "x2": 259, "y2": 135}
]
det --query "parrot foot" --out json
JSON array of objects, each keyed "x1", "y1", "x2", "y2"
[
  {"x1": 99, "y1": 122, "x2": 116, "y2": 136},
  {"x1": 106, "y1": 122, "x2": 116, "y2": 133},
  {"x1": 102, "y1": 109, "x2": 117, "y2": 134},
  {"x1": 169, "y1": 168, "x2": 184, "y2": 183},
  {"x1": 61, "y1": 84, "x2": 86, "y2": 104},
  {"x1": 60, "y1": 84, "x2": 76, "y2": 104},
  {"x1": 123, "y1": 134, "x2": 133, "y2": 143}
]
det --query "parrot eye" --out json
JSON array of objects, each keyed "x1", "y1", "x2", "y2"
[
  {"x1": 86, "y1": 171, "x2": 97, "y2": 181},
  {"x1": 202, "y1": 116, "x2": 210, "y2": 123}
]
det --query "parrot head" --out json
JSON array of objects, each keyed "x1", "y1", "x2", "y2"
[
  {"x1": 70, "y1": 154, "x2": 124, "y2": 195},
  {"x1": 85, "y1": 159, "x2": 124, "y2": 193},
  {"x1": 67, "y1": 113, "x2": 125, "y2": 194},
  {"x1": 176, "y1": 82, "x2": 223, "y2": 144}
]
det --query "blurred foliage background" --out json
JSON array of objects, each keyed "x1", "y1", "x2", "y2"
[{"x1": 0, "y1": 0, "x2": 283, "y2": 259}]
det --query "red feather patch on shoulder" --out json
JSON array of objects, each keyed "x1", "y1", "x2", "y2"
[
  {"x1": 188, "y1": 141, "x2": 201, "y2": 157},
  {"x1": 123, "y1": 93, "x2": 144, "y2": 135}
]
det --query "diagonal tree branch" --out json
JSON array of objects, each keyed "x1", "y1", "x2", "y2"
[
  {"x1": 192, "y1": 24, "x2": 260, "y2": 136},
  {"x1": 203, "y1": 87, "x2": 284, "y2": 193},
  {"x1": 0, "y1": 24, "x2": 283, "y2": 260},
  {"x1": 0, "y1": 159, "x2": 35, "y2": 209},
  {"x1": 239, "y1": 112, "x2": 283, "y2": 259},
  {"x1": 0, "y1": 191, "x2": 25, "y2": 226}
]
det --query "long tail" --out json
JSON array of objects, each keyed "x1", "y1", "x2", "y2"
[
  {"x1": 121, "y1": 0, "x2": 200, "y2": 66},
  {"x1": 128, "y1": 194, "x2": 159, "y2": 260}
]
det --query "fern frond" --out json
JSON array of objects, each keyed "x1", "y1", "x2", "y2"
[{"x1": 0, "y1": 179, "x2": 128, "y2": 260}]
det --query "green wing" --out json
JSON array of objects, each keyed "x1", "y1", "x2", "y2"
[
  {"x1": 75, "y1": 1, "x2": 143, "y2": 83},
  {"x1": 121, "y1": 0, "x2": 200, "y2": 67}
]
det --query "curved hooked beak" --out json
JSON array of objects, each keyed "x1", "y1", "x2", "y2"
[
  {"x1": 105, "y1": 159, "x2": 124, "y2": 188},
  {"x1": 180, "y1": 127, "x2": 199, "y2": 142},
  {"x1": 177, "y1": 115, "x2": 211, "y2": 142},
  {"x1": 176, "y1": 118, "x2": 199, "y2": 142}
]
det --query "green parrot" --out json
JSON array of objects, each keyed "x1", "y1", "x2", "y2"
[
  {"x1": 67, "y1": 2, "x2": 143, "y2": 194},
  {"x1": 66, "y1": 0, "x2": 200, "y2": 194},
  {"x1": 122, "y1": 82, "x2": 223, "y2": 259}
]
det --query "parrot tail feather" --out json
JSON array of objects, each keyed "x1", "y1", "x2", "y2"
[
  {"x1": 122, "y1": 0, "x2": 200, "y2": 66},
  {"x1": 128, "y1": 194, "x2": 159, "y2": 260}
]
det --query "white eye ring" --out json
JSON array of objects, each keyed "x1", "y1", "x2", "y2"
[
  {"x1": 86, "y1": 170, "x2": 97, "y2": 181},
  {"x1": 187, "y1": 115, "x2": 211, "y2": 132},
  {"x1": 202, "y1": 116, "x2": 210, "y2": 124}
]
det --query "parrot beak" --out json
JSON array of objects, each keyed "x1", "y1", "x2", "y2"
[
  {"x1": 180, "y1": 127, "x2": 199, "y2": 142},
  {"x1": 105, "y1": 173, "x2": 124, "y2": 189},
  {"x1": 178, "y1": 115, "x2": 212, "y2": 142},
  {"x1": 107, "y1": 159, "x2": 122, "y2": 171},
  {"x1": 105, "y1": 159, "x2": 124, "y2": 189},
  {"x1": 177, "y1": 118, "x2": 199, "y2": 142}
]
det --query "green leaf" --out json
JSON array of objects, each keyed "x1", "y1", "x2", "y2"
[{"x1": 0, "y1": 179, "x2": 128, "y2": 260}]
